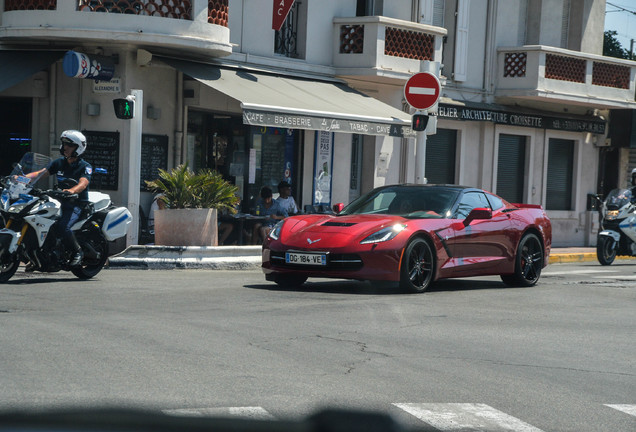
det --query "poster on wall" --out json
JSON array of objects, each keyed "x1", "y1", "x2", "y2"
[{"x1": 313, "y1": 130, "x2": 334, "y2": 205}]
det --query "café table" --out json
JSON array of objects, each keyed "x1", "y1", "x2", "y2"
[{"x1": 219, "y1": 213, "x2": 266, "y2": 245}]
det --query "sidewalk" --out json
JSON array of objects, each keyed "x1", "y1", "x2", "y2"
[{"x1": 107, "y1": 245, "x2": 627, "y2": 270}]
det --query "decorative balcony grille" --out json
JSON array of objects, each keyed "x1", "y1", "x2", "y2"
[
  {"x1": 384, "y1": 27, "x2": 434, "y2": 61},
  {"x1": 545, "y1": 53, "x2": 585, "y2": 83},
  {"x1": 5, "y1": 0, "x2": 56, "y2": 10},
  {"x1": 592, "y1": 62, "x2": 630, "y2": 89},
  {"x1": 76, "y1": 0, "x2": 193, "y2": 19},
  {"x1": 274, "y1": 1, "x2": 299, "y2": 58},
  {"x1": 208, "y1": 0, "x2": 228, "y2": 26},
  {"x1": 339, "y1": 25, "x2": 364, "y2": 54},
  {"x1": 503, "y1": 52, "x2": 527, "y2": 77}
]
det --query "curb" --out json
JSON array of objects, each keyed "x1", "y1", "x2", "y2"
[{"x1": 548, "y1": 253, "x2": 597, "y2": 264}]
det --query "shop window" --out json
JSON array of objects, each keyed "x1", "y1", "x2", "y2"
[
  {"x1": 425, "y1": 128, "x2": 457, "y2": 185},
  {"x1": 0, "y1": 97, "x2": 32, "y2": 176},
  {"x1": 497, "y1": 134, "x2": 526, "y2": 204},
  {"x1": 546, "y1": 138, "x2": 574, "y2": 211},
  {"x1": 349, "y1": 134, "x2": 363, "y2": 202}
]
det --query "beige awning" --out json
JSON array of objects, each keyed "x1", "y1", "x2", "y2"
[{"x1": 161, "y1": 57, "x2": 414, "y2": 138}]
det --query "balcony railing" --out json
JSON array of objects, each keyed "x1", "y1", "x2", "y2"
[
  {"x1": 1, "y1": 0, "x2": 231, "y2": 56},
  {"x1": 497, "y1": 46, "x2": 636, "y2": 109},
  {"x1": 4, "y1": 0, "x2": 228, "y2": 25},
  {"x1": 334, "y1": 16, "x2": 446, "y2": 83}
]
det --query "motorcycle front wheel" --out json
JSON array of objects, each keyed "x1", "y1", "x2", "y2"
[
  {"x1": 596, "y1": 235, "x2": 617, "y2": 266},
  {"x1": 0, "y1": 254, "x2": 19, "y2": 283},
  {"x1": 72, "y1": 231, "x2": 108, "y2": 279}
]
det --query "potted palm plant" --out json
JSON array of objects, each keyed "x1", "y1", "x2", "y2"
[{"x1": 145, "y1": 164, "x2": 239, "y2": 246}]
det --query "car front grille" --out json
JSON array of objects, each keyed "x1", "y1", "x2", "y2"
[{"x1": 270, "y1": 251, "x2": 363, "y2": 270}]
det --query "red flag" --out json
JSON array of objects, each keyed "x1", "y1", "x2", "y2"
[{"x1": 272, "y1": 0, "x2": 295, "y2": 31}]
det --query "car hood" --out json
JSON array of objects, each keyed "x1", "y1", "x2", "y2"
[{"x1": 279, "y1": 214, "x2": 406, "y2": 249}]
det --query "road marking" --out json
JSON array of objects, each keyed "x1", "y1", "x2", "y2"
[
  {"x1": 408, "y1": 86, "x2": 436, "y2": 95},
  {"x1": 163, "y1": 407, "x2": 275, "y2": 420},
  {"x1": 542, "y1": 269, "x2": 617, "y2": 276},
  {"x1": 605, "y1": 404, "x2": 636, "y2": 417},
  {"x1": 393, "y1": 403, "x2": 544, "y2": 431}
]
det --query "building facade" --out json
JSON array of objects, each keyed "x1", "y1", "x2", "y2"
[{"x1": 1, "y1": 0, "x2": 635, "y2": 247}]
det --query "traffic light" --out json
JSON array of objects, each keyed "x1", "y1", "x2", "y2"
[
  {"x1": 113, "y1": 98, "x2": 134, "y2": 119},
  {"x1": 412, "y1": 113, "x2": 429, "y2": 132}
]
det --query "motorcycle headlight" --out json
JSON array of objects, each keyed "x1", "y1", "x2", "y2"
[
  {"x1": 360, "y1": 224, "x2": 406, "y2": 244},
  {"x1": 268, "y1": 220, "x2": 285, "y2": 241},
  {"x1": 8, "y1": 203, "x2": 28, "y2": 213}
]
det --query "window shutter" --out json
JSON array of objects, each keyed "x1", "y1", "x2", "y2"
[
  {"x1": 546, "y1": 138, "x2": 574, "y2": 210},
  {"x1": 453, "y1": 0, "x2": 470, "y2": 82},
  {"x1": 497, "y1": 134, "x2": 526, "y2": 203},
  {"x1": 426, "y1": 129, "x2": 457, "y2": 185}
]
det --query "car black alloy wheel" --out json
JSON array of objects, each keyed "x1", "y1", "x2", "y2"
[
  {"x1": 400, "y1": 237, "x2": 434, "y2": 293},
  {"x1": 501, "y1": 233, "x2": 543, "y2": 287},
  {"x1": 596, "y1": 235, "x2": 617, "y2": 266}
]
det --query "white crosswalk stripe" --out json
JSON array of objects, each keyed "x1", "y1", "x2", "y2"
[
  {"x1": 163, "y1": 406, "x2": 275, "y2": 420},
  {"x1": 605, "y1": 404, "x2": 636, "y2": 418},
  {"x1": 393, "y1": 403, "x2": 544, "y2": 432}
]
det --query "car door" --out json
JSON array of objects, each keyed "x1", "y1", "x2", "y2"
[{"x1": 443, "y1": 191, "x2": 513, "y2": 275}]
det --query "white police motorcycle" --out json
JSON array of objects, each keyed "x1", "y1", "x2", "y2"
[
  {"x1": 596, "y1": 187, "x2": 636, "y2": 265},
  {"x1": 0, "y1": 152, "x2": 132, "y2": 282}
]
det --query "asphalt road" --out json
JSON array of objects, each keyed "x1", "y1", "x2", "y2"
[{"x1": 0, "y1": 262, "x2": 634, "y2": 432}]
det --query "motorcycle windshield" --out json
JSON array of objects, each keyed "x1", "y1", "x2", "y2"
[
  {"x1": 9, "y1": 152, "x2": 51, "y2": 185},
  {"x1": 605, "y1": 188, "x2": 632, "y2": 209},
  {"x1": 4, "y1": 153, "x2": 52, "y2": 199}
]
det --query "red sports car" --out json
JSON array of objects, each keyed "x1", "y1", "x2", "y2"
[{"x1": 262, "y1": 184, "x2": 551, "y2": 293}]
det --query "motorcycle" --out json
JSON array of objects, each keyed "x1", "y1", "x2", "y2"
[
  {"x1": 595, "y1": 188, "x2": 636, "y2": 265},
  {"x1": 0, "y1": 152, "x2": 132, "y2": 282}
]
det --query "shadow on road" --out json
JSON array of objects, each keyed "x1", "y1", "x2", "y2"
[{"x1": 245, "y1": 277, "x2": 510, "y2": 295}]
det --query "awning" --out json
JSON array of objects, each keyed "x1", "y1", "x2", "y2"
[
  {"x1": 161, "y1": 57, "x2": 415, "y2": 138},
  {"x1": 0, "y1": 51, "x2": 65, "y2": 93}
]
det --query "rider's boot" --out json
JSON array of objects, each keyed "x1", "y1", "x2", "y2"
[{"x1": 66, "y1": 234, "x2": 84, "y2": 267}]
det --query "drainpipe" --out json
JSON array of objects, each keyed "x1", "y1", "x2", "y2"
[
  {"x1": 49, "y1": 65, "x2": 56, "y2": 156},
  {"x1": 174, "y1": 71, "x2": 184, "y2": 166}
]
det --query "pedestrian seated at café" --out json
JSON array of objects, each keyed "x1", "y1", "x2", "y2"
[
  {"x1": 252, "y1": 186, "x2": 288, "y2": 244},
  {"x1": 276, "y1": 180, "x2": 300, "y2": 215}
]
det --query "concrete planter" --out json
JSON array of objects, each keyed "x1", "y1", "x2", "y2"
[{"x1": 154, "y1": 208, "x2": 218, "y2": 246}]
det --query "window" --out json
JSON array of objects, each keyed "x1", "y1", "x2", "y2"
[
  {"x1": 349, "y1": 134, "x2": 363, "y2": 202},
  {"x1": 497, "y1": 134, "x2": 526, "y2": 203},
  {"x1": 426, "y1": 128, "x2": 457, "y2": 185},
  {"x1": 486, "y1": 193, "x2": 505, "y2": 211},
  {"x1": 356, "y1": 0, "x2": 383, "y2": 16},
  {"x1": 454, "y1": 191, "x2": 491, "y2": 219},
  {"x1": 275, "y1": 1, "x2": 306, "y2": 58},
  {"x1": 546, "y1": 138, "x2": 574, "y2": 210}
]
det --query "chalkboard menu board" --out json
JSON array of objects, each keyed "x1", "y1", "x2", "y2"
[
  {"x1": 82, "y1": 130, "x2": 119, "y2": 191},
  {"x1": 141, "y1": 134, "x2": 169, "y2": 191}
]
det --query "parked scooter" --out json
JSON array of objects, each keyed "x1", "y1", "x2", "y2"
[
  {"x1": 0, "y1": 152, "x2": 132, "y2": 282},
  {"x1": 595, "y1": 188, "x2": 636, "y2": 265}
]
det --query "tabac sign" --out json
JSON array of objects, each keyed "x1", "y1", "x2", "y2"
[
  {"x1": 243, "y1": 109, "x2": 416, "y2": 138},
  {"x1": 272, "y1": 0, "x2": 295, "y2": 31}
]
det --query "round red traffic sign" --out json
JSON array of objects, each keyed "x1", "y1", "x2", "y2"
[{"x1": 404, "y1": 72, "x2": 441, "y2": 110}]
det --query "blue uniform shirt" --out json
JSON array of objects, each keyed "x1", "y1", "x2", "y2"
[{"x1": 47, "y1": 157, "x2": 92, "y2": 201}]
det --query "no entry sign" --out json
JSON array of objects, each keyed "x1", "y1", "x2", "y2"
[{"x1": 404, "y1": 72, "x2": 441, "y2": 110}]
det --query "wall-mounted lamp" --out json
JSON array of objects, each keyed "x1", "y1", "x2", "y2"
[
  {"x1": 86, "y1": 103, "x2": 100, "y2": 116},
  {"x1": 147, "y1": 106, "x2": 161, "y2": 120}
]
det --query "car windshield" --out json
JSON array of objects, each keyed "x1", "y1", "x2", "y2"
[{"x1": 339, "y1": 186, "x2": 460, "y2": 218}]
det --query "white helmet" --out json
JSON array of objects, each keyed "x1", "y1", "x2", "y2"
[{"x1": 59, "y1": 130, "x2": 87, "y2": 157}]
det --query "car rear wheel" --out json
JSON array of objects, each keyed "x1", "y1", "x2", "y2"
[
  {"x1": 399, "y1": 237, "x2": 434, "y2": 293},
  {"x1": 501, "y1": 233, "x2": 543, "y2": 287}
]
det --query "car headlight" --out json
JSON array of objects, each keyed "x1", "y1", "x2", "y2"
[
  {"x1": 268, "y1": 220, "x2": 285, "y2": 240},
  {"x1": 360, "y1": 224, "x2": 406, "y2": 244}
]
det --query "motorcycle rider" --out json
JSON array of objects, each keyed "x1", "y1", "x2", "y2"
[{"x1": 24, "y1": 130, "x2": 92, "y2": 266}]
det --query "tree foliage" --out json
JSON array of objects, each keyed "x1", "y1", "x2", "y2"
[{"x1": 603, "y1": 30, "x2": 631, "y2": 60}]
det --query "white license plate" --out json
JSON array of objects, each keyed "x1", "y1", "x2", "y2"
[{"x1": 285, "y1": 252, "x2": 327, "y2": 266}]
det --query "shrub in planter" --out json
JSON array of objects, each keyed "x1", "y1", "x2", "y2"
[{"x1": 145, "y1": 164, "x2": 239, "y2": 246}]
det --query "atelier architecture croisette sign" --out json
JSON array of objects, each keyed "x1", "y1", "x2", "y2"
[{"x1": 438, "y1": 103, "x2": 606, "y2": 134}]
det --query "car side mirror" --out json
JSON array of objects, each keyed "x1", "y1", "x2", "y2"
[
  {"x1": 333, "y1": 203, "x2": 345, "y2": 213},
  {"x1": 464, "y1": 207, "x2": 492, "y2": 226}
]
